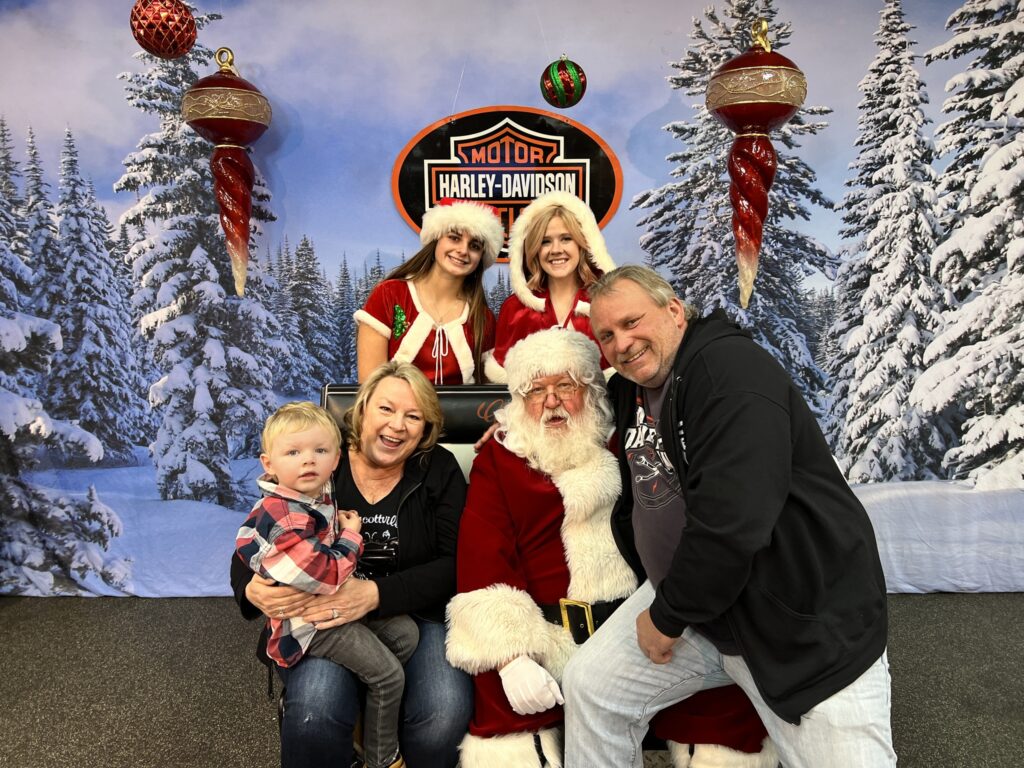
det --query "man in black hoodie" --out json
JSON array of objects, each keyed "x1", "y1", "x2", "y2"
[{"x1": 561, "y1": 265, "x2": 896, "y2": 768}]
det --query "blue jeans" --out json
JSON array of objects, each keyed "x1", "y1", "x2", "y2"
[
  {"x1": 278, "y1": 618, "x2": 473, "y2": 768},
  {"x1": 563, "y1": 581, "x2": 897, "y2": 768}
]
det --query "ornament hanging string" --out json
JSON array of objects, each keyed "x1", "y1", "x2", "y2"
[
  {"x1": 449, "y1": 58, "x2": 467, "y2": 120},
  {"x1": 531, "y1": 1, "x2": 553, "y2": 63}
]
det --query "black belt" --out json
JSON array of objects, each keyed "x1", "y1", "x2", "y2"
[{"x1": 540, "y1": 597, "x2": 625, "y2": 645}]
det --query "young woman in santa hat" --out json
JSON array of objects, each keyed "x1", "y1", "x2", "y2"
[
  {"x1": 484, "y1": 191, "x2": 615, "y2": 383},
  {"x1": 356, "y1": 199, "x2": 504, "y2": 385}
]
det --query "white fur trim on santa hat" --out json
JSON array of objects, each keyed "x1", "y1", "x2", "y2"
[
  {"x1": 504, "y1": 327, "x2": 602, "y2": 395},
  {"x1": 507, "y1": 191, "x2": 615, "y2": 312},
  {"x1": 459, "y1": 727, "x2": 563, "y2": 768},
  {"x1": 420, "y1": 200, "x2": 505, "y2": 267}
]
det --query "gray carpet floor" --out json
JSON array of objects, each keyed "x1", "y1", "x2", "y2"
[{"x1": 0, "y1": 593, "x2": 1021, "y2": 767}]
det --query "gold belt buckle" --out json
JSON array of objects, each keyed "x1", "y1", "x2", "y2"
[{"x1": 559, "y1": 598, "x2": 595, "y2": 636}]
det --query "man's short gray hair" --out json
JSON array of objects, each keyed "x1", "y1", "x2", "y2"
[{"x1": 589, "y1": 265, "x2": 699, "y2": 320}]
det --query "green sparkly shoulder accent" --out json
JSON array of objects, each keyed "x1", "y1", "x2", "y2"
[{"x1": 393, "y1": 305, "x2": 408, "y2": 338}]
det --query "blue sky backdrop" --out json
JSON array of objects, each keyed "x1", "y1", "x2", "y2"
[{"x1": 0, "y1": 0, "x2": 962, "y2": 281}]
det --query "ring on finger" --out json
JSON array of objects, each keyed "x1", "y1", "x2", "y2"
[{"x1": 331, "y1": 608, "x2": 339, "y2": 620}]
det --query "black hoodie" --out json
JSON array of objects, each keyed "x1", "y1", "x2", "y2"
[{"x1": 608, "y1": 309, "x2": 888, "y2": 724}]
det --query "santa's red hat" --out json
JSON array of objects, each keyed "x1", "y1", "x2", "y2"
[{"x1": 419, "y1": 198, "x2": 505, "y2": 268}]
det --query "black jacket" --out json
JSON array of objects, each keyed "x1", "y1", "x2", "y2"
[
  {"x1": 231, "y1": 442, "x2": 467, "y2": 629},
  {"x1": 608, "y1": 309, "x2": 888, "y2": 724}
]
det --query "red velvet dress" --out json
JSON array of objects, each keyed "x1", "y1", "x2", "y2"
[{"x1": 355, "y1": 279, "x2": 495, "y2": 385}]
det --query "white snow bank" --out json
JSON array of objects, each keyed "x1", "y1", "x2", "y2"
[{"x1": 854, "y1": 481, "x2": 1024, "y2": 593}]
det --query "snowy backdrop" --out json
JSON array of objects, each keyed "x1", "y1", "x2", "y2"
[{"x1": 0, "y1": 0, "x2": 1020, "y2": 596}]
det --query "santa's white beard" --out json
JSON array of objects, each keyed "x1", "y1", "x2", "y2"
[{"x1": 498, "y1": 400, "x2": 607, "y2": 477}]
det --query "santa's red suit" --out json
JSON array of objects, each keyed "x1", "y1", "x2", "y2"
[{"x1": 446, "y1": 436, "x2": 775, "y2": 768}]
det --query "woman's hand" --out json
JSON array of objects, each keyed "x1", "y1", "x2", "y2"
[
  {"x1": 245, "y1": 574, "x2": 315, "y2": 620},
  {"x1": 304, "y1": 578, "x2": 381, "y2": 628}
]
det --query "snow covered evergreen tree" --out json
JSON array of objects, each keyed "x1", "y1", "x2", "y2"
[
  {"x1": 355, "y1": 251, "x2": 386, "y2": 308},
  {"x1": 829, "y1": 0, "x2": 953, "y2": 481},
  {"x1": 110, "y1": 219, "x2": 158, "y2": 442},
  {"x1": 22, "y1": 128, "x2": 62, "y2": 341},
  {"x1": 0, "y1": 118, "x2": 23, "y2": 225},
  {"x1": 0, "y1": 126, "x2": 128, "y2": 595},
  {"x1": 289, "y1": 235, "x2": 339, "y2": 392},
  {"x1": 115, "y1": 12, "x2": 278, "y2": 504},
  {"x1": 487, "y1": 268, "x2": 511, "y2": 316},
  {"x1": 807, "y1": 288, "x2": 836, "y2": 368},
  {"x1": 797, "y1": 287, "x2": 836, "y2": 368},
  {"x1": 267, "y1": 238, "x2": 305, "y2": 392},
  {"x1": 333, "y1": 254, "x2": 358, "y2": 383},
  {"x1": 821, "y1": 254, "x2": 872, "y2": 450},
  {"x1": 910, "y1": 0, "x2": 1024, "y2": 489},
  {"x1": 632, "y1": 0, "x2": 834, "y2": 404},
  {"x1": 47, "y1": 129, "x2": 147, "y2": 464}
]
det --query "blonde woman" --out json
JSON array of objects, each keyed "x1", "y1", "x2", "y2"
[{"x1": 485, "y1": 191, "x2": 615, "y2": 383}]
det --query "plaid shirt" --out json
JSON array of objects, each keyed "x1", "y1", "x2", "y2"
[{"x1": 236, "y1": 475, "x2": 363, "y2": 667}]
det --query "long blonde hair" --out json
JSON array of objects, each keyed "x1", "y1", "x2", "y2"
[{"x1": 523, "y1": 206, "x2": 600, "y2": 293}]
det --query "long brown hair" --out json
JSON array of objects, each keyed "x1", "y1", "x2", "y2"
[{"x1": 385, "y1": 239, "x2": 490, "y2": 382}]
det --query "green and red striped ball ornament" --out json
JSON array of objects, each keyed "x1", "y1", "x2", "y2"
[{"x1": 540, "y1": 55, "x2": 587, "y2": 109}]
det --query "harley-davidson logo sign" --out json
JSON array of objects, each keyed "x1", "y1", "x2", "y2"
[{"x1": 392, "y1": 105, "x2": 622, "y2": 261}]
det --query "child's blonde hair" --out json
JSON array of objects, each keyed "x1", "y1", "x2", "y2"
[{"x1": 261, "y1": 401, "x2": 343, "y2": 456}]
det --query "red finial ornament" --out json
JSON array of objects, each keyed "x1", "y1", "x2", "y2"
[
  {"x1": 706, "y1": 20, "x2": 806, "y2": 308},
  {"x1": 129, "y1": 0, "x2": 197, "y2": 60},
  {"x1": 182, "y1": 48, "x2": 272, "y2": 296}
]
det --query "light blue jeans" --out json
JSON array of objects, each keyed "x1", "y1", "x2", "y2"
[{"x1": 562, "y1": 581, "x2": 897, "y2": 768}]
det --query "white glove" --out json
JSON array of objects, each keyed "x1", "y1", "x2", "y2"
[{"x1": 498, "y1": 656, "x2": 564, "y2": 715}]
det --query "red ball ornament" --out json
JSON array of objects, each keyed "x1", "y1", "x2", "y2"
[
  {"x1": 129, "y1": 0, "x2": 197, "y2": 60},
  {"x1": 183, "y1": 48, "x2": 272, "y2": 296},
  {"x1": 540, "y1": 55, "x2": 587, "y2": 109},
  {"x1": 706, "y1": 20, "x2": 806, "y2": 308}
]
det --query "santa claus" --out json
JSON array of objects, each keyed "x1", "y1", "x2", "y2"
[{"x1": 446, "y1": 327, "x2": 776, "y2": 767}]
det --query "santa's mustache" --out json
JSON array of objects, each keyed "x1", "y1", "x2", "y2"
[{"x1": 541, "y1": 405, "x2": 571, "y2": 424}]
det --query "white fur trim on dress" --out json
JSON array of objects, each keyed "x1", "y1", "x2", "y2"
[
  {"x1": 394, "y1": 282, "x2": 476, "y2": 383},
  {"x1": 459, "y1": 727, "x2": 563, "y2": 768},
  {"x1": 420, "y1": 200, "x2": 505, "y2": 267},
  {"x1": 353, "y1": 308, "x2": 391, "y2": 339},
  {"x1": 504, "y1": 327, "x2": 602, "y2": 395},
  {"x1": 507, "y1": 190, "x2": 615, "y2": 312},
  {"x1": 483, "y1": 349, "x2": 508, "y2": 384}
]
